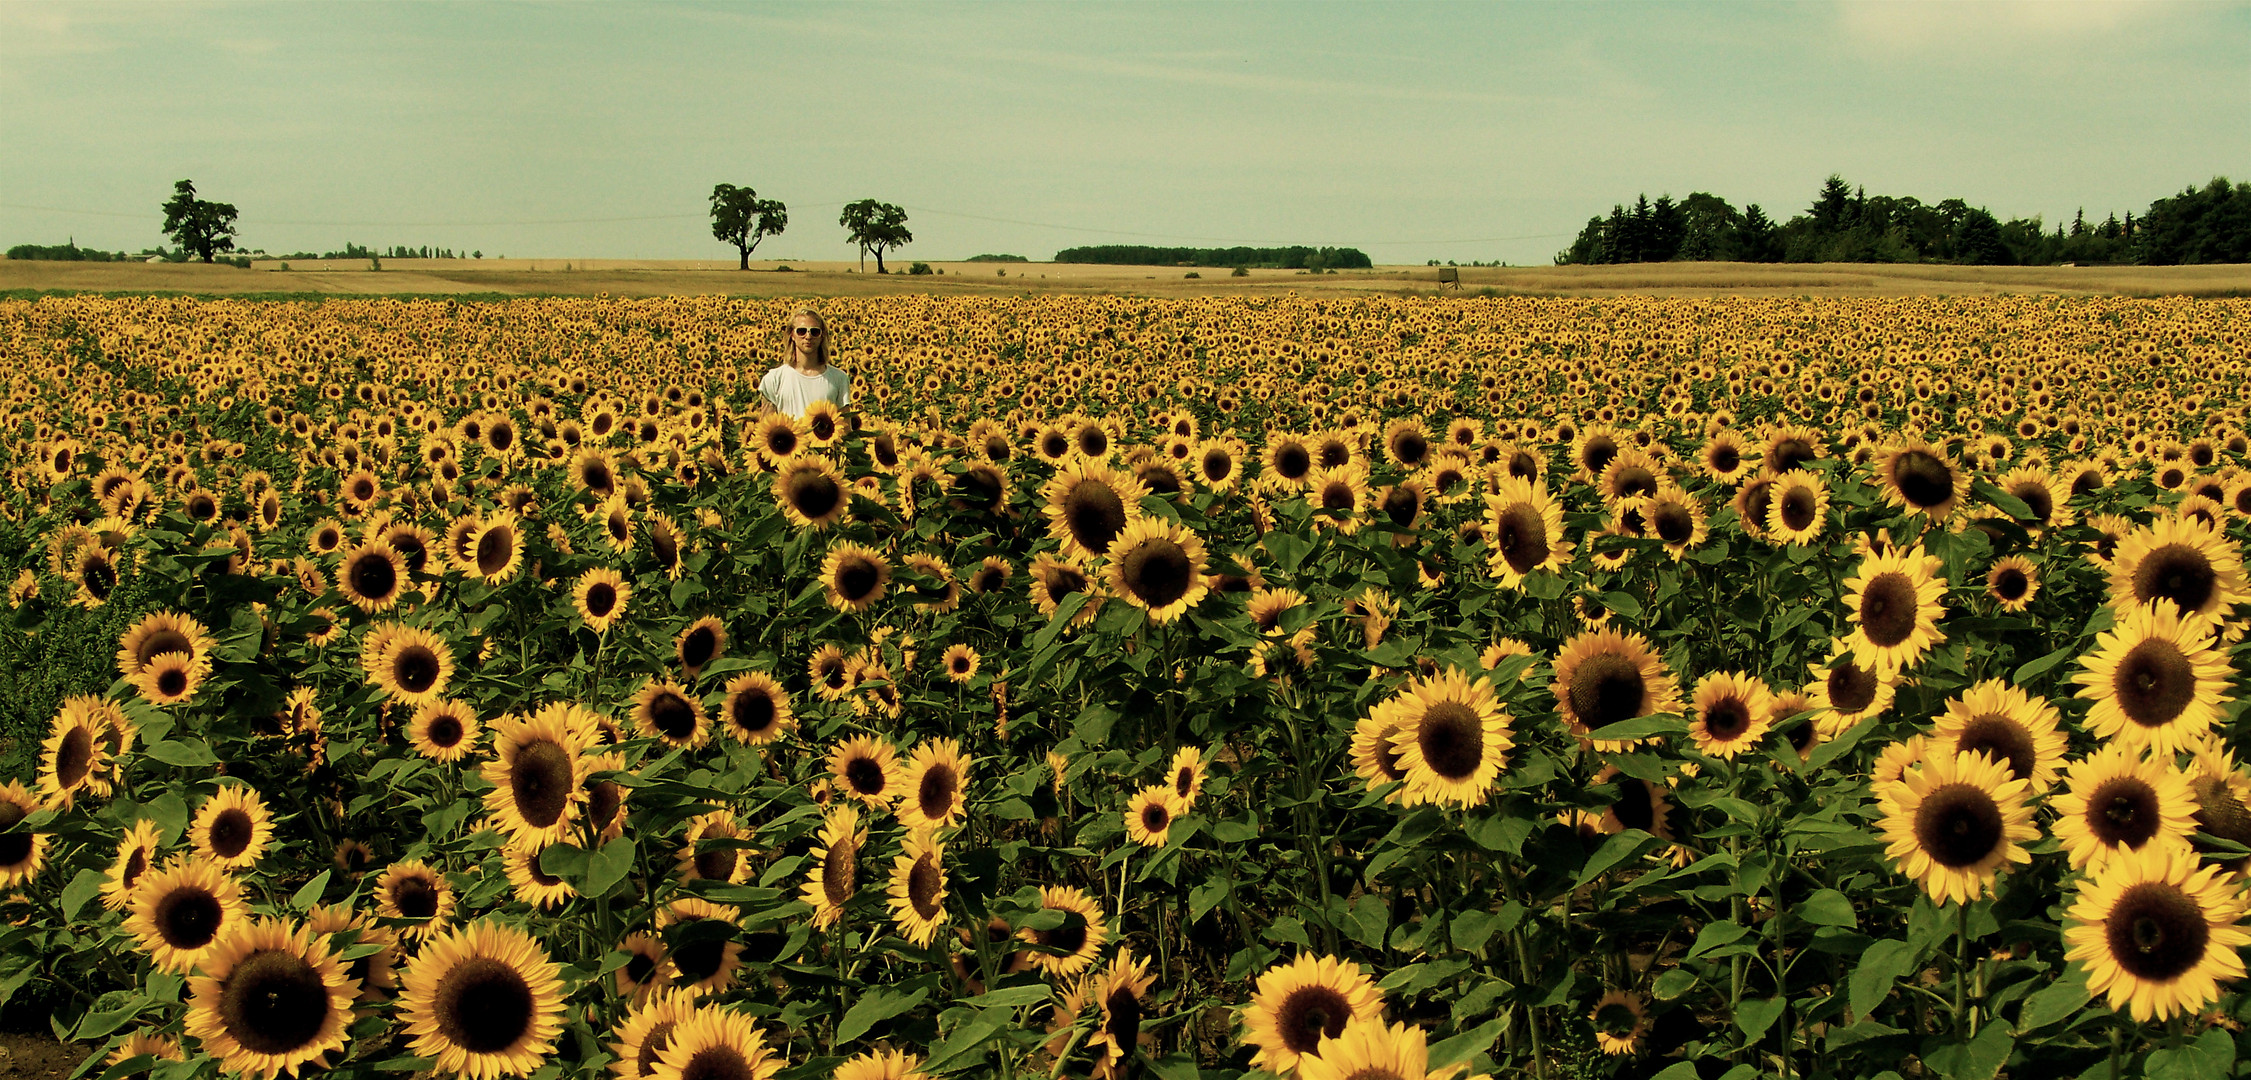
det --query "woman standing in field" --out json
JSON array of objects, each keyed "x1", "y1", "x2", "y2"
[{"x1": 760, "y1": 307, "x2": 851, "y2": 417}]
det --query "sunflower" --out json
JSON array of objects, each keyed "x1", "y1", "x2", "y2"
[
  {"x1": 581, "y1": 750, "x2": 630, "y2": 846},
  {"x1": 337, "y1": 540, "x2": 408, "y2": 613},
  {"x1": 116, "y1": 610, "x2": 215, "y2": 684},
  {"x1": 896, "y1": 738, "x2": 970, "y2": 830},
  {"x1": 828, "y1": 735, "x2": 900, "y2": 808},
  {"x1": 901, "y1": 553, "x2": 960, "y2": 612},
  {"x1": 1167, "y1": 745, "x2": 1206, "y2": 806},
  {"x1": 1083, "y1": 950, "x2": 1157, "y2": 1079},
  {"x1": 38, "y1": 699, "x2": 108, "y2": 809},
  {"x1": 182, "y1": 917, "x2": 358, "y2": 1080},
  {"x1": 1930, "y1": 679, "x2": 2067, "y2": 792},
  {"x1": 649, "y1": 1008, "x2": 781, "y2": 1080},
  {"x1": 1306, "y1": 464, "x2": 1372, "y2": 533},
  {"x1": 1124, "y1": 785, "x2": 1184, "y2": 847},
  {"x1": 2051, "y1": 743, "x2": 2198, "y2": 871},
  {"x1": 126, "y1": 857, "x2": 248, "y2": 973},
  {"x1": 1482, "y1": 477, "x2": 1572, "y2": 589},
  {"x1": 1643, "y1": 486, "x2": 1708, "y2": 560},
  {"x1": 632, "y1": 679, "x2": 710, "y2": 750},
  {"x1": 675, "y1": 809, "x2": 752, "y2": 886},
  {"x1": 103, "y1": 1032, "x2": 185, "y2": 1078},
  {"x1": 1686, "y1": 671, "x2": 1774, "y2": 760},
  {"x1": 2063, "y1": 845, "x2": 2251, "y2": 1023},
  {"x1": 466, "y1": 511, "x2": 524, "y2": 584},
  {"x1": 1877, "y1": 442, "x2": 1966, "y2": 519},
  {"x1": 1240, "y1": 954, "x2": 1386, "y2": 1075},
  {"x1": 941, "y1": 644, "x2": 979, "y2": 684},
  {"x1": 2104, "y1": 516, "x2": 2248, "y2": 623},
  {"x1": 966, "y1": 556, "x2": 1012, "y2": 596},
  {"x1": 376, "y1": 859, "x2": 457, "y2": 943},
  {"x1": 133, "y1": 650, "x2": 205, "y2": 707},
  {"x1": 1699, "y1": 429, "x2": 1754, "y2": 483},
  {"x1": 1985, "y1": 555, "x2": 2039, "y2": 611},
  {"x1": 1763, "y1": 470, "x2": 1829, "y2": 545},
  {"x1": 1593, "y1": 765, "x2": 1676, "y2": 844},
  {"x1": 574, "y1": 568, "x2": 631, "y2": 633},
  {"x1": 750, "y1": 412, "x2": 803, "y2": 464},
  {"x1": 192, "y1": 784, "x2": 274, "y2": 871},
  {"x1": 409, "y1": 699, "x2": 481, "y2": 763},
  {"x1": 1020, "y1": 885, "x2": 1106, "y2": 977},
  {"x1": 1350, "y1": 706, "x2": 1413, "y2": 804},
  {"x1": 1876, "y1": 750, "x2": 2038, "y2": 906},
  {"x1": 1805, "y1": 638, "x2": 1897, "y2": 737},
  {"x1": 1993, "y1": 465, "x2": 2072, "y2": 532},
  {"x1": 397, "y1": 920, "x2": 567, "y2": 1080},
  {"x1": 1029, "y1": 552, "x2": 1106, "y2": 628},
  {"x1": 363, "y1": 624, "x2": 454, "y2": 706},
  {"x1": 1195, "y1": 438, "x2": 1245, "y2": 492},
  {"x1": 886, "y1": 827, "x2": 949, "y2": 948},
  {"x1": 809, "y1": 644, "x2": 857, "y2": 701},
  {"x1": 774, "y1": 455, "x2": 849, "y2": 529},
  {"x1": 1375, "y1": 668, "x2": 1513, "y2": 808},
  {"x1": 1262, "y1": 431, "x2": 1317, "y2": 489},
  {"x1": 718, "y1": 672, "x2": 793, "y2": 744},
  {"x1": 802, "y1": 803, "x2": 867, "y2": 931},
  {"x1": 659, "y1": 898, "x2": 744, "y2": 994},
  {"x1": 503, "y1": 843, "x2": 578, "y2": 910},
  {"x1": 102, "y1": 818, "x2": 164, "y2": 912},
  {"x1": 479, "y1": 706, "x2": 587, "y2": 850},
  {"x1": 1042, "y1": 459, "x2": 1149, "y2": 561},
  {"x1": 607, "y1": 989, "x2": 700, "y2": 1080},
  {"x1": 1552, "y1": 628, "x2": 1681, "y2": 751},
  {"x1": 834, "y1": 1049, "x2": 929, "y2": 1080},
  {"x1": 597, "y1": 495, "x2": 636, "y2": 555},
  {"x1": 308, "y1": 902, "x2": 400, "y2": 1004},
  {"x1": 803, "y1": 399, "x2": 845, "y2": 447},
  {"x1": 2074, "y1": 602, "x2": 2230, "y2": 756},
  {"x1": 820, "y1": 541, "x2": 891, "y2": 613},
  {"x1": 1841, "y1": 544, "x2": 1947, "y2": 674},
  {"x1": 1104, "y1": 518, "x2": 1211, "y2": 623}
]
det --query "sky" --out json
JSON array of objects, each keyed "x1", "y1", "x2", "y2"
[{"x1": 3, "y1": 1, "x2": 2246, "y2": 266}]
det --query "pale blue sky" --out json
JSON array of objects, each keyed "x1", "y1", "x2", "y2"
[{"x1": 4, "y1": 1, "x2": 2245, "y2": 265}]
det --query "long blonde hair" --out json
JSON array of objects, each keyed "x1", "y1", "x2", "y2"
[{"x1": 781, "y1": 307, "x2": 829, "y2": 371}]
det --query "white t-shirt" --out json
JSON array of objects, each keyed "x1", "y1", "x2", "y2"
[{"x1": 760, "y1": 364, "x2": 851, "y2": 418}]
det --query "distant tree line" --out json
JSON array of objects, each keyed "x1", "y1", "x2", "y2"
[
  {"x1": 6, "y1": 241, "x2": 139, "y2": 262},
  {"x1": 965, "y1": 253, "x2": 1029, "y2": 262},
  {"x1": 1054, "y1": 245, "x2": 1374, "y2": 270},
  {"x1": 1558, "y1": 175, "x2": 2250, "y2": 266}
]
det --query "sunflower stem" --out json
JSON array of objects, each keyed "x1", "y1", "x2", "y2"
[
  {"x1": 1953, "y1": 901, "x2": 1971, "y2": 1037},
  {"x1": 2108, "y1": 1018, "x2": 2123, "y2": 1080}
]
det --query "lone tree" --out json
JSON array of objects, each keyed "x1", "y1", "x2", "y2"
[
  {"x1": 710, "y1": 184, "x2": 788, "y2": 270},
  {"x1": 160, "y1": 179, "x2": 239, "y2": 262},
  {"x1": 839, "y1": 199, "x2": 911, "y2": 273}
]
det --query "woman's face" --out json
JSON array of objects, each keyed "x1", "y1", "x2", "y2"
[{"x1": 790, "y1": 317, "x2": 825, "y2": 359}]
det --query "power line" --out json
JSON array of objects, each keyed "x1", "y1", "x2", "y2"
[{"x1": 2, "y1": 199, "x2": 1571, "y2": 247}]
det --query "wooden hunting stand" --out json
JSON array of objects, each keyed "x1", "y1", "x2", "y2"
[{"x1": 1437, "y1": 267, "x2": 1460, "y2": 290}]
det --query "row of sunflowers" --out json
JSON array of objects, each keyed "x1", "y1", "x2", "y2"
[{"x1": 0, "y1": 294, "x2": 2249, "y2": 1080}]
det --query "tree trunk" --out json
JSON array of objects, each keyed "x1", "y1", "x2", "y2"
[
  {"x1": 875, "y1": 249, "x2": 886, "y2": 274},
  {"x1": 739, "y1": 247, "x2": 750, "y2": 270},
  {"x1": 859, "y1": 247, "x2": 866, "y2": 273}
]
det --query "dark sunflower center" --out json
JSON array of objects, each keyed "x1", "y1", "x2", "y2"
[
  {"x1": 2133, "y1": 544, "x2": 2216, "y2": 615},
  {"x1": 1827, "y1": 660, "x2": 1878, "y2": 714},
  {"x1": 155, "y1": 886, "x2": 223, "y2": 948},
  {"x1": 1779, "y1": 487, "x2": 1818, "y2": 531},
  {"x1": 475, "y1": 528, "x2": 512, "y2": 576},
  {"x1": 1041, "y1": 432, "x2": 1071, "y2": 459},
  {"x1": 1381, "y1": 487, "x2": 1420, "y2": 527},
  {"x1": 1417, "y1": 702, "x2": 1484, "y2": 780},
  {"x1": 1993, "y1": 568, "x2": 2029, "y2": 601},
  {"x1": 349, "y1": 554, "x2": 397, "y2": 600},
  {"x1": 1320, "y1": 482, "x2": 1355, "y2": 514},
  {"x1": 209, "y1": 808, "x2": 254, "y2": 859},
  {"x1": 1120, "y1": 539, "x2": 1192, "y2": 608},
  {"x1": 1201, "y1": 450, "x2": 1233, "y2": 482},
  {"x1": 623, "y1": 952, "x2": 657, "y2": 986},
  {"x1": 217, "y1": 949, "x2": 330, "y2": 1054},
  {"x1": 1893, "y1": 451, "x2": 1953, "y2": 508},
  {"x1": 1507, "y1": 450, "x2": 1540, "y2": 479},
  {"x1": 1610, "y1": 465, "x2": 1657, "y2": 499},
  {"x1": 588, "y1": 780, "x2": 623, "y2": 831},
  {"x1": 137, "y1": 629, "x2": 193, "y2": 668},
  {"x1": 836, "y1": 558, "x2": 882, "y2": 603},
  {"x1": 681, "y1": 1047, "x2": 758, "y2": 1080},
  {"x1": 909, "y1": 855, "x2": 943, "y2": 917},
  {"x1": 629, "y1": 1020, "x2": 675, "y2": 1079},
  {"x1": 1274, "y1": 444, "x2": 1311, "y2": 480},
  {"x1": 730, "y1": 691, "x2": 775, "y2": 736},
  {"x1": 2086, "y1": 777, "x2": 2162, "y2": 848},
  {"x1": 608, "y1": 512, "x2": 630, "y2": 543},
  {"x1": 1063, "y1": 480, "x2": 1129, "y2": 553},
  {"x1": 1175, "y1": 766, "x2": 1195, "y2": 798},
  {"x1": 156, "y1": 666, "x2": 189, "y2": 698},
  {"x1": 671, "y1": 921, "x2": 728, "y2": 982},
  {"x1": 694, "y1": 840, "x2": 737, "y2": 883},
  {"x1": 786, "y1": 471, "x2": 840, "y2": 520},
  {"x1": 1911, "y1": 783, "x2": 2005, "y2": 868},
  {"x1": 1740, "y1": 482, "x2": 1774, "y2": 530},
  {"x1": 1037, "y1": 911, "x2": 1087, "y2": 956},
  {"x1": 1594, "y1": 1003, "x2": 1640, "y2": 1037},
  {"x1": 511, "y1": 741, "x2": 574, "y2": 828},
  {"x1": 918, "y1": 765, "x2": 958, "y2": 821},
  {"x1": 2114, "y1": 639, "x2": 2196, "y2": 728},
  {"x1": 822, "y1": 838, "x2": 858, "y2": 907},
  {"x1": 1077, "y1": 428, "x2": 1109, "y2": 457},
  {"x1": 1772, "y1": 438, "x2": 1817, "y2": 471},
  {"x1": 391, "y1": 876, "x2": 440, "y2": 919},
  {"x1": 1703, "y1": 698, "x2": 1753, "y2": 742},
  {"x1": 1569, "y1": 653, "x2": 1648, "y2": 729},
  {"x1": 392, "y1": 534, "x2": 429, "y2": 574},
  {"x1": 766, "y1": 428, "x2": 799, "y2": 457},
  {"x1": 1392, "y1": 431, "x2": 1429, "y2": 465},
  {"x1": 1956, "y1": 715, "x2": 2036, "y2": 783},
  {"x1": 122, "y1": 848, "x2": 148, "y2": 889},
  {"x1": 1104, "y1": 985, "x2": 1144, "y2": 1057},
  {"x1": 1317, "y1": 440, "x2": 1350, "y2": 468},
  {"x1": 1653, "y1": 504, "x2": 1694, "y2": 544},
  {"x1": 1496, "y1": 503, "x2": 1549, "y2": 574},
  {"x1": 1581, "y1": 439, "x2": 1618, "y2": 477},
  {"x1": 844, "y1": 757, "x2": 885, "y2": 795},
  {"x1": 1276, "y1": 986, "x2": 1352, "y2": 1053},
  {"x1": 432, "y1": 956, "x2": 534, "y2": 1054},
  {"x1": 2010, "y1": 484, "x2": 2053, "y2": 524},
  {"x1": 56, "y1": 727, "x2": 93, "y2": 787},
  {"x1": 983, "y1": 437, "x2": 1012, "y2": 462},
  {"x1": 586, "y1": 584, "x2": 617, "y2": 618},
  {"x1": 2105, "y1": 882, "x2": 2211, "y2": 981},
  {"x1": 1858, "y1": 573, "x2": 1918, "y2": 647},
  {"x1": 427, "y1": 715, "x2": 464, "y2": 748},
  {"x1": 648, "y1": 692, "x2": 697, "y2": 740},
  {"x1": 584, "y1": 462, "x2": 616, "y2": 492},
  {"x1": 679, "y1": 628, "x2": 720, "y2": 671},
  {"x1": 393, "y1": 647, "x2": 441, "y2": 695},
  {"x1": 1140, "y1": 801, "x2": 1170, "y2": 834}
]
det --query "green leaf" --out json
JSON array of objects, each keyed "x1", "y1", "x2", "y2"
[
  {"x1": 1264, "y1": 531, "x2": 1312, "y2": 573},
  {"x1": 539, "y1": 843, "x2": 592, "y2": 884},
  {"x1": 1651, "y1": 968, "x2": 1697, "y2": 1000},
  {"x1": 1650, "y1": 1064, "x2": 1702, "y2": 1080},
  {"x1": 291, "y1": 870, "x2": 332, "y2": 911},
  {"x1": 835, "y1": 986, "x2": 929, "y2": 1045},
  {"x1": 144, "y1": 738, "x2": 218, "y2": 768},
  {"x1": 1523, "y1": 572, "x2": 1566, "y2": 600},
  {"x1": 959, "y1": 984, "x2": 1051, "y2": 1010},
  {"x1": 1143, "y1": 1053, "x2": 1203, "y2": 1080},
  {"x1": 1971, "y1": 480, "x2": 2035, "y2": 521},
  {"x1": 1599, "y1": 590, "x2": 1642, "y2": 620},
  {"x1": 1734, "y1": 996, "x2": 1784, "y2": 1043},
  {"x1": 2015, "y1": 968, "x2": 2091, "y2": 1031},
  {"x1": 583, "y1": 837, "x2": 637, "y2": 899},
  {"x1": 2010, "y1": 643, "x2": 2076, "y2": 684},
  {"x1": 1464, "y1": 813, "x2": 1529, "y2": 855},
  {"x1": 1347, "y1": 893, "x2": 1389, "y2": 950},
  {"x1": 1575, "y1": 829, "x2": 1661, "y2": 889},
  {"x1": 369, "y1": 1057, "x2": 438, "y2": 1072},
  {"x1": 1426, "y1": 1017, "x2": 1507, "y2": 1070},
  {"x1": 2143, "y1": 1027, "x2": 2234, "y2": 1080},
  {"x1": 1797, "y1": 889, "x2": 1858, "y2": 928},
  {"x1": 1686, "y1": 920, "x2": 1750, "y2": 961},
  {"x1": 1921, "y1": 1023, "x2": 2013, "y2": 1080},
  {"x1": 920, "y1": 1011, "x2": 1008, "y2": 1074},
  {"x1": 61, "y1": 869, "x2": 106, "y2": 924},
  {"x1": 1584, "y1": 715, "x2": 1685, "y2": 743},
  {"x1": 1449, "y1": 909, "x2": 1500, "y2": 954},
  {"x1": 1850, "y1": 938, "x2": 1919, "y2": 1020}
]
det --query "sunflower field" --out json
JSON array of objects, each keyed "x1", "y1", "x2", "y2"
[{"x1": 3, "y1": 292, "x2": 2251, "y2": 1080}]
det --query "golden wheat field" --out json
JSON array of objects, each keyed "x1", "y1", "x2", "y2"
[{"x1": 3, "y1": 292, "x2": 2251, "y2": 1080}]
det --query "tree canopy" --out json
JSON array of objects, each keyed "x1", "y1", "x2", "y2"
[
  {"x1": 839, "y1": 199, "x2": 912, "y2": 273},
  {"x1": 710, "y1": 184, "x2": 788, "y2": 270},
  {"x1": 160, "y1": 179, "x2": 239, "y2": 263}
]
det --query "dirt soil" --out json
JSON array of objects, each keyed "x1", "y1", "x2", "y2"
[
  {"x1": 4, "y1": 258, "x2": 2246, "y2": 300},
  {"x1": 0, "y1": 1031, "x2": 85, "y2": 1080}
]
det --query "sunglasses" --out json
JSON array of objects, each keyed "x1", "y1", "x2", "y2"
[{"x1": 793, "y1": 327, "x2": 823, "y2": 336}]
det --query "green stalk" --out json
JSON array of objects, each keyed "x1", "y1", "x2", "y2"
[{"x1": 1953, "y1": 902, "x2": 1971, "y2": 1037}]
